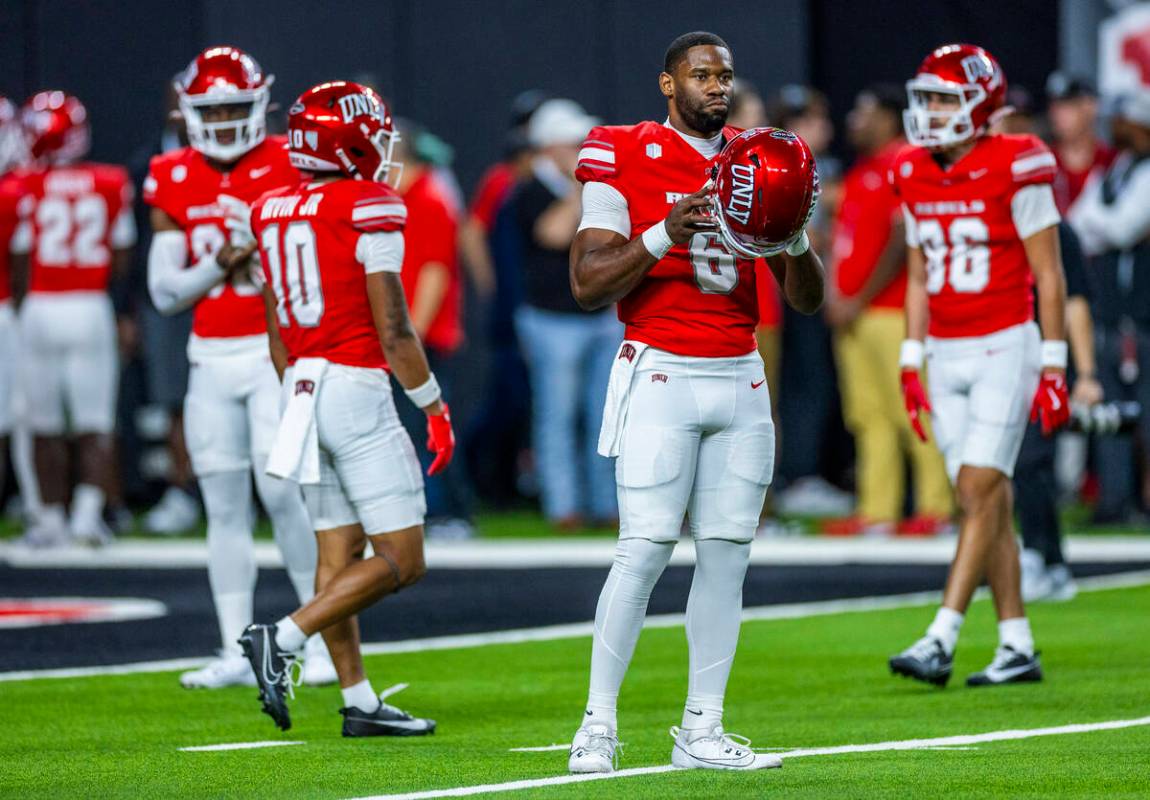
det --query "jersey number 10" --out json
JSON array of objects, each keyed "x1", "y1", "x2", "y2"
[{"x1": 261, "y1": 221, "x2": 325, "y2": 327}]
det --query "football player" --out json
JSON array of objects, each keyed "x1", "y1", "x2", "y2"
[
  {"x1": 237, "y1": 81, "x2": 453, "y2": 736},
  {"x1": 144, "y1": 46, "x2": 334, "y2": 689},
  {"x1": 0, "y1": 96, "x2": 27, "y2": 503},
  {"x1": 567, "y1": 32, "x2": 823, "y2": 772},
  {"x1": 9, "y1": 91, "x2": 134, "y2": 547},
  {"x1": 890, "y1": 44, "x2": 1069, "y2": 687}
]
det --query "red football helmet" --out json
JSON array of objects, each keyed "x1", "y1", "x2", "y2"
[
  {"x1": 904, "y1": 43, "x2": 1007, "y2": 148},
  {"x1": 0, "y1": 95, "x2": 28, "y2": 174},
  {"x1": 22, "y1": 91, "x2": 89, "y2": 166},
  {"x1": 710, "y1": 127, "x2": 820, "y2": 258},
  {"x1": 286, "y1": 81, "x2": 400, "y2": 184},
  {"x1": 175, "y1": 46, "x2": 272, "y2": 162}
]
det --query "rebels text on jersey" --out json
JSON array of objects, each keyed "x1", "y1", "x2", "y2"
[
  {"x1": 144, "y1": 136, "x2": 297, "y2": 339},
  {"x1": 15, "y1": 163, "x2": 133, "y2": 294},
  {"x1": 891, "y1": 133, "x2": 1060, "y2": 338},
  {"x1": 251, "y1": 179, "x2": 406, "y2": 369},
  {"x1": 576, "y1": 121, "x2": 758, "y2": 357}
]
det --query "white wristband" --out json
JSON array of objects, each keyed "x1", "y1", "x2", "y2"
[
  {"x1": 785, "y1": 230, "x2": 810, "y2": 257},
  {"x1": 899, "y1": 339, "x2": 925, "y2": 369},
  {"x1": 404, "y1": 374, "x2": 442, "y2": 409},
  {"x1": 1041, "y1": 340, "x2": 1068, "y2": 369},
  {"x1": 641, "y1": 220, "x2": 674, "y2": 260}
]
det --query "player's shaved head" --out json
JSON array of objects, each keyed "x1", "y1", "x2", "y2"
[{"x1": 664, "y1": 31, "x2": 731, "y2": 74}]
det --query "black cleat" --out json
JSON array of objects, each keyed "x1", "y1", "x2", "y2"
[
  {"x1": 238, "y1": 623, "x2": 298, "y2": 731},
  {"x1": 889, "y1": 636, "x2": 953, "y2": 687},
  {"x1": 341, "y1": 685, "x2": 436, "y2": 738},
  {"x1": 966, "y1": 646, "x2": 1043, "y2": 687}
]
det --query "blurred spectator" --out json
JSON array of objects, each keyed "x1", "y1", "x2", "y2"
[
  {"x1": 512, "y1": 99, "x2": 620, "y2": 529},
  {"x1": 824, "y1": 84, "x2": 952, "y2": 536},
  {"x1": 1069, "y1": 90, "x2": 1150, "y2": 523},
  {"x1": 131, "y1": 81, "x2": 200, "y2": 534},
  {"x1": 728, "y1": 78, "x2": 767, "y2": 131},
  {"x1": 390, "y1": 120, "x2": 471, "y2": 531},
  {"x1": 769, "y1": 85, "x2": 853, "y2": 516},
  {"x1": 1046, "y1": 73, "x2": 1116, "y2": 214},
  {"x1": 461, "y1": 91, "x2": 548, "y2": 508}
]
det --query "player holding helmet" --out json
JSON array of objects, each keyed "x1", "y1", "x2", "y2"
[
  {"x1": 567, "y1": 31, "x2": 824, "y2": 773},
  {"x1": 9, "y1": 91, "x2": 134, "y2": 547},
  {"x1": 143, "y1": 46, "x2": 334, "y2": 689},
  {"x1": 237, "y1": 81, "x2": 453, "y2": 736},
  {"x1": 889, "y1": 44, "x2": 1068, "y2": 687}
]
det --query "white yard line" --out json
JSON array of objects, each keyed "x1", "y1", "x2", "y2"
[
  {"x1": 179, "y1": 740, "x2": 305, "y2": 752},
  {"x1": 508, "y1": 745, "x2": 570, "y2": 753},
  {"x1": 2, "y1": 569, "x2": 1148, "y2": 684},
  {"x1": 350, "y1": 716, "x2": 1150, "y2": 800}
]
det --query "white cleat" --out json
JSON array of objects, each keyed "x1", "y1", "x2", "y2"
[
  {"x1": 1046, "y1": 564, "x2": 1078, "y2": 602},
  {"x1": 180, "y1": 653, "x2": 258, "y2": 689},
  {"x1": 17, "y1": 521, "x2": 72, "y2": 549},
  {"x1": 70, "y1": 517, "x2": 114, "y2": 548},
  {"x1": 568, "y1": 723, "x2": 621, "y2": 773},
  {"x1": 302, "y1": 637, "x2": 338, "y2": 686},
  {"x1": 144, "y1": 487, "x2": 201, "y2": 535},
  {"x1": 1020, "y1": 548, "x2": 1052, "y2": 602},
  {"x1": 670, "y1": 724, "x2": 782, "y2": 770}
]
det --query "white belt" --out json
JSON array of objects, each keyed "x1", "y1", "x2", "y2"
[
  {"x1": 597, "y1": 340, "x2": 649, "y2": 457},
  {"x1": 266, "y1": 358, "x2": 328, "y2": 484}
]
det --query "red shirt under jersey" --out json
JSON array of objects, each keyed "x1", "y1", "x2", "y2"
[
  {"x1": 401, "y1": 171, "x2": 463, "y2": 353},
  {"x1": 144, "y1": 136, "x2": 298, "y2": 339},
  {"x1": 575, "y1": 121, "x2": 758, "y2": 357},
  {"x1": 252, "y1": 178, "x2": 407, "y2": 369},
  {"x1": 832, "y1": 138, "x2": 907, "y2": 310},
  {"x1": 892, "y1": 133, "x2": 1059, "y2": 339},
  {"x1": 16, "y1": 163, "x2": 132, "y2": 294}
]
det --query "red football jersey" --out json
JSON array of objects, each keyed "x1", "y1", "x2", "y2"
[
  {"x1": 144, "y1": 136, "x2": 298, "y2": 339},
  {"x1": 252, "y1": 178, "x2": 407, "y2": 369},
  {"x1": 401, "y1": 171, "x2": 463, "y2": 352},
  {"x1": 0, "y1": 172, "x2": 21, "y2": 303},
  {"x1": 468, "y1": 161, "x2": 516, "y2": 231},
  {"x1": 16, "y1": 163, "x2": 132, "y2": 294},
  {"x1": 891, "y1": 133, "x2": 1059, "y2": 339},
  {"x1": 832, "y1": 138, "x2": 907, "y2": 310},
  {"x1": 576, "y1": 121, "x2": 758, "y2": 357}
]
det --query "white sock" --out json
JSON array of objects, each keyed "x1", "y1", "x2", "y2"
[
  {"x1": 926, "y1": 606, "x2": 964, "y2": 654},
  {"x1": 70, "y1": 484, "x2": 105, "y2": 529},
  {"x1": 215, "y1": 592, "x2": 252, "y2": 657},
  {"x1": 38, "y1": 503, "x2": 67, "y2": 528},
  {"x1": 998, "y1": 617, "x2": 1034, "y2": 656},
  {"x1": 341, "y1": 679, "x2": 380, "y2": 712},
  {"x1": 275, "y1": 615, "x2": 307, "y2": 653},
  {"x1": 583, "y1": 538, "x2": 674, "y2": 732},
  {"x1": 682, "y1": 694, "x2": 724, "y2": 731}
]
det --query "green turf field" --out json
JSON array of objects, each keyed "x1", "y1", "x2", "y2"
[{"x1": 3, "y1": 581, "x2": 1148, "y2": 799}]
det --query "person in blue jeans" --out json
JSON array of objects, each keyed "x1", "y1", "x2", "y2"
[{"x1": 512, "y1": 99, "x2": 621, "y2": 529}]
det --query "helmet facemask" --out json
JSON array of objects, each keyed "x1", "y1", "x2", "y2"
[
  {"x1": 178, "y1": 83, "x2": 270, "y2": 163},
  {"x1": 903, "y1": 77, "x2": 985, "y2": 148}
]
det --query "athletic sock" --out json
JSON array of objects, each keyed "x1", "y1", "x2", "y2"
[
  {"x1": 70, "y1": 484, "x2": 105, "y2": 530},
  {"x1": 215, "y1": 592, "x2": 253, "y2": 657},
  {"x1": 274, "y1": 615, "x2": 308, "y2": 653},
  {"x1": 682, "y1": 693, "x2": 723, "y2": 731},
  {"x1": 341, "y1": 679, "x2": 380, "y2": 712},
  {"x1": 926, "y1": 606, "x2": 964, "y2": 655},
  {"x1": 582, "y1": 692, "x2": 617, "y2": 731},
  {"x1": 998, "y1": 617, "x2": 1034, "y2": 657},
  {"x1": 38, "y1": 503, "x2": 67, "y2": 529}
]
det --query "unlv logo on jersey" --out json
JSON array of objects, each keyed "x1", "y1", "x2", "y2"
[
  {"x1": 294, "y1": 379, "x2": 316, "y2": 396},
  {"x1": 724, "y1": 163, "x2": 755, "y2": 226},
  {"x1": 337, "y1": 93, "x2": 378, "y2": 124}
]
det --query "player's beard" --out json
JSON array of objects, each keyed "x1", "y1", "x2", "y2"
[{"x1": 677, "y1": 95, "x2": 728, "y2": 135}]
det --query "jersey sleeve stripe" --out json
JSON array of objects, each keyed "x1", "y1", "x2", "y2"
[
  {"x1": 578, "y1": 147, "x2": 616, "y2": 165},
  {"x1": 352, "y1": 203, "x2": 408, "y2": 222},
  {"x1": 1011, "y1": 152, "x2": 1057, "y2": 177}
]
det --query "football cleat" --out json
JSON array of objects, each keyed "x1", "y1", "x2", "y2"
[
  {"x1": 568, "y1": 723, "x2": 621, "y2": 774},
  {"x1": 340, "y1": 684, "x2": 435, "y2": 737},
  {"x1": 70, "y1": 516, "x2": 114, "y2": 548},
  {"x1": 1045, "y1": 564, "x2": 1078, "y2": 602},
  {"x1": 143, "y1": 487, "x2": 201, "y2": 535},
  {"x1": 179, "y1": 653, "x2": 257, "y2": 689},
  {"x1": 238, "y1": 623, "x2": 298, "y2": 731},
  {"x1": 889, "y1": 636, "x2": 953, "y2": 687},
  {"x1": 669, "y1": 724, "x2": 782, "y2": 770},
  {"x1": 966, "y1": 646, "x2": 1043, "y2": 687},
  {"x1": 301, "y1": 637, "x2": 338, "y2": 686},
  {"x1": 1019, "y1": 548, "x2": 1052, "y2": 602}
]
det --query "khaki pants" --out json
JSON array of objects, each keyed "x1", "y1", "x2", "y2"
[{"x1": 833, "y1": 309, "x2": 952, "y2": 522}]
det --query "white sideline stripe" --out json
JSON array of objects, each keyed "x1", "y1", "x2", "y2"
[
  {"x1": 351, "y1": 716, "x2": 1150, "y2": 799},
  {"x1": 508, "y1": 744, "x2": 569, "y2": 752},
  {"x1": 4, "y1": 535, "x2": 1149, "y2": 569},
  {"x1": 179, "y1": 740, "x2": 305, "y2": 752},
  {"x1": 2, "y1": 569, "x2": 1147, "y2": 684}
]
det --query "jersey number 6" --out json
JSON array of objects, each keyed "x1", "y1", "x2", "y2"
[{"x1": 689, "y1": 231, "x2": 739, "y2": 294}]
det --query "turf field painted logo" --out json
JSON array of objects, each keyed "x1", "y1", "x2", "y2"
[{"x1": 0, "y1": 598, "x2": 168, "y2": 629}]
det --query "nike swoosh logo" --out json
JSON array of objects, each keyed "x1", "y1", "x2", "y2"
[
  {"x1": 969, "y1": 168, "x2": 988, "y2": 179},
  {"x1": 352, "y1": 717, "x2": 428, "y2": 729},
  {"x1": 986, "y1": 662, "x2": 1036, "y2": 681},
  {"x1": 687, "y1": 708, "x2": 703, "y2": 716},
  {"x1": 751, "y1": 380, "x2": 765, "y2": 390},
  {"x1": 585, "y1": 709, "x2": 593, "y2": 716},
  {"x1": 250, "y1": 165, "x2": 273, "y2": 179}
]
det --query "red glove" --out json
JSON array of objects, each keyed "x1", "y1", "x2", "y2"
[
  {"x1": 1030, "y1": 370, "x2": 1070, "y2": 436},
  {"x1": 426, "y1": 403, "x2": 455, "y2": 476},
  {"x1": 901, "y1": 368, "x2": 932, "y2": 443}
]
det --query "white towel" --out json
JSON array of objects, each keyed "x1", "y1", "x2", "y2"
[
  {"x1": 266, "y1": 358, "x2": 328, "y2": 483},
  {"x1": 597, "y1": 340, "x2": 648, "y2": 457}
]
